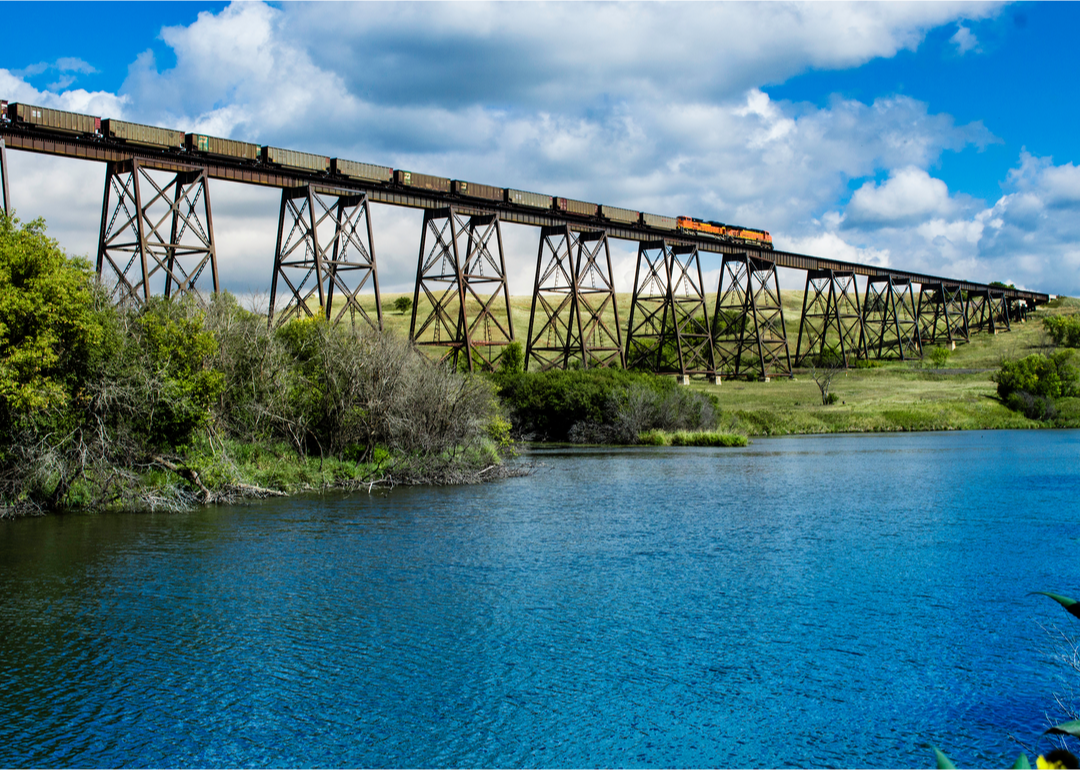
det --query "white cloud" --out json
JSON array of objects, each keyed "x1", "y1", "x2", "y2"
[
  {"x1": 846, "y1": 167, "x2": 956, "y2": 226},
  {"x1": 951, "y1": 25, "x2": 980, "y2": 55}
]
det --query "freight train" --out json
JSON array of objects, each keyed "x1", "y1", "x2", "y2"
[{"x1": 1, "y1": 101, "x2": 773, "y2": 249}]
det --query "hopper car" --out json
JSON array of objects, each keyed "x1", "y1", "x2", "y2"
[
  {"x1": 102, "y1": 119, "x2": 184, "y2": 150},
  {"x1": 262, "y1": 146, "x2": 329, "y2": 173},
  {"x1": 5, "y1": 102, "x2": 99, "y2": 135},
  {"x1": 186, "y1": 133, "x2": 260, "y2": 161},
  {"x1": 332, "y1": 158, "x2": 393, "y2": 183},
  {"x1": 506, "y1": 189, "x2": 552, "y2": 209},
  {"x1": 394, "y1": 169, "x2": 451, "y2": 194},
  {"x1": 0, "y1": 100, "x2": 774, "y2": 249}
]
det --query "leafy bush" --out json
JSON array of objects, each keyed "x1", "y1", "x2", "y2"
[
  {"x1": 994, "y1": 351, "x2": 1079, "y2": 401},
  {"x1": 1006, "y1": 391, "x2": 1059, "y2": 422},
  {"x1": 929, "y1": 346, "x2": 952, "y2": 368},
  {"x1": 491, "y1": 368, "x2": 719, "y2": 443},
  {"x1": 392, "y1": 296, "x2": 412, "y2": 314},
  {"x1": 125, "y1": 298, "x2": 225, "y2": 449},
  {"x1": 1044, "y1": 315, "x2": 1080, "y2": 348}
]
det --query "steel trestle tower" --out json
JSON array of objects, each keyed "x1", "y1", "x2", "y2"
[
  {"x1": 268, "y1": 184, "x2": 381, "y2": 330},
  {"x1": 96, "y1": 157, "x2": 218, "y2": 305},
  {"x1": 409, "y1": 207, "x2": 513, "y2": 371}
]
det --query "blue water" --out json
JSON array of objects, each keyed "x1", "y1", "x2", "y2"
[{"x1": 2, "y1": 430, "x2": 1080, "y2": 768}]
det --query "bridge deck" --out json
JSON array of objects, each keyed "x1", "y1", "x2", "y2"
[{"x1": 0, "y1": 125, "x2": 1049, "y2": 304}]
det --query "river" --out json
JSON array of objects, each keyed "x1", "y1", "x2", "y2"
[{"x1": 2, "y1": 430, "x2": 1079, "y2": 768}]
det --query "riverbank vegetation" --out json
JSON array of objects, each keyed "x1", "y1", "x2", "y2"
[
  {"x1": 0, "y1": 215, "x2": 512, "y2": 517},
  {"x1": 5, "y1": 210, "x2": 1080, "y2": 514},
  {"x1": 366, "y1": 290, "x2": 1079, "y2": 436},
  {"x1": 490, "y1": 358, "x2": 733, "y2": 444}
]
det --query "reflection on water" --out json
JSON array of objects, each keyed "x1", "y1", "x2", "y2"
[{"x1": 2, "y1": 431, "x2": 1079, "y2": 768}]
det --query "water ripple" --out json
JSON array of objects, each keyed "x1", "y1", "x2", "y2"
[{"x1": 0, "y1": 431, "x2": 1077, "y2": 767}]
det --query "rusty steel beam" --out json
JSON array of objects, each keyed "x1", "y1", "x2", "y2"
[
  {"x1": 268, "y1": 184, "x2": 381, "y2": 331},
  {"x1": 572, "y1": 230, "x2": 624, "y2": 369},
  {"x1": 625, "y1": 240, "x2": 674, "y2": 373},
  {"x1": 794, "y1": 269, "x2": 865, "y2": 367},
  {"x1": 408, "y1": 207, "x2": 514, "y2": 371},
  {"x1": 861, "y1": 276, "x2": 920, "y2": 360},
  {"x1": 96, "y1": 158, "x2": 218, "y2": 306},
  {"x1": 712, "y1": 253, "x2": 791, "y2": 381}
]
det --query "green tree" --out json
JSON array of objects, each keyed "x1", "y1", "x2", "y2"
[
  {"x1": 0, "y1": 214, "x2": 107, "y2": 425},
  {"x1": 392, "y1": 296, "x2": 413, "y2": 315}
]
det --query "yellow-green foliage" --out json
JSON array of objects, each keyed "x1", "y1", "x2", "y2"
[
  {"x1": 637, "y1": 429, "x2": 747, "y2": 447},
  {"x1": 132, "y1": 298, "x2": 225, "y2": 449},
  {"x1": 0, "y1": 214, "x2": 106, "y2": 419}
]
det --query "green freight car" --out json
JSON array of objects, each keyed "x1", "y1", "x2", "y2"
[{"x1": 394, "y1": 169, "x2": 451, "y2": 193}]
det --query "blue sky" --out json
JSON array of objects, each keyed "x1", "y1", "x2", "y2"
[{"x1": 2, "y1": 1, "x2": 1079, "y2": 297}]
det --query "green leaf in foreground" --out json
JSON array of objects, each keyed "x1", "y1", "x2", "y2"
[
  {"x1": 1046, "y1": 720, "x2": 1080, "y2": 738},
  {"x1": 1013, "y1": 753, "x2": 1031, "y2": 769},
  {"x1": 1032, "y1": 592, "x2": 1080, "y2": 620},
  {"x1": 934, "y1": 746, "x2": 958, "y2": 769}
]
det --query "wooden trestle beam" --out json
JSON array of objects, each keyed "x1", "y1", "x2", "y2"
[
  {"x1": 409, "y1": 207, "x2": 513, "y2": 371},
  {"x1": 268, "y1": 184, "x2": 381, "y2": 331},
  {"x1": 96, "y1": 157, "x2": 218, "y2": 306},
  {"x1": 711, "y1": 253, "x2": 791, "y2": 381}
]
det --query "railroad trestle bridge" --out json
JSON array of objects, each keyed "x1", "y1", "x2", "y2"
[{"x1": 0, "y1": 127, "x2": 1049, "y2": 381}]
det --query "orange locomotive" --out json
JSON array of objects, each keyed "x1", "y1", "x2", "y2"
[{"x1": 676, "y1": 216, "x2": 773, "y2": 249}]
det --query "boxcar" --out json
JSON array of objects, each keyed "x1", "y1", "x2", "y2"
[
  {"x1": 452, "y1": 180, "x2": 503, "y2": 202},
  {"x1": 7, "y1": 103, "x2": 99, "y2": 134},
  {"x1": 641, "y1": 212, "x2": 678, "y2": 231},
  {"x1": 262, "y1": 146, "x2": 330, "y2": 173},
  {"x1": 555, "y1": 197, "x2": 599, "y2": 217},
  {"x1": 102, "y1": 119, "x2": 184, "y2": 150},
  {"x1": 600, "y1": 204, "x2": 639, "y2": 225},
  {"x1": 506, "y1": 189, "x2": 552, "y2": 209},
  {"x1": 186, "y1": 133, "x2": 260, "y2": 161},
  {"x1": 331, "y1": 158, "x2": 393, "y2": 183},
  {"x1": 394, "y1": 170, "x2": 451, "y2": 194}
]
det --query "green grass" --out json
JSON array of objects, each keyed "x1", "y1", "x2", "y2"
[{"x1": 638, "y1": 429, "x2": 748, "y2": 447}]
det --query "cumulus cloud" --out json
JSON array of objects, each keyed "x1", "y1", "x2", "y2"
[{"x1": 845, "y1": 167, "x2": 956, "y2": 226}]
